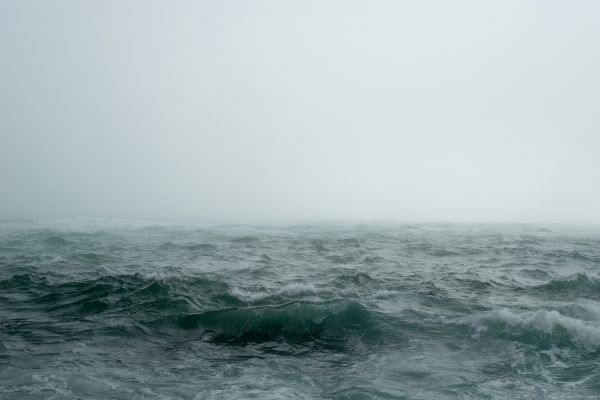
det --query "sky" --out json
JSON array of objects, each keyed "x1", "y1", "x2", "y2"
[{"x1": 1, "y1": 0, "x2": 599, "y2": 224}]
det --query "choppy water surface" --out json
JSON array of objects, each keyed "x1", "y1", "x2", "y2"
[{"x1": 1, "y1": 220, "x2": 599, "y2": 399}]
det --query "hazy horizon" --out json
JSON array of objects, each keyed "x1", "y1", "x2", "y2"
[{"x1": 2, "y1": 1, "x2": 599, "y2": 224}]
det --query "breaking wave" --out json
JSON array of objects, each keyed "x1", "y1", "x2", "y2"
[{"x1": 454, "y1": 308, "x2": 600, "y2": 352}]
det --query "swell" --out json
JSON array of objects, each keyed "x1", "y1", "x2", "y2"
[
  {"x1": 0, "y1": 272, "x2": 388, "y2": 347},
  {"x1": 0, "y1": 273, "x2": 233, "y2": 317},
  {"x1": 167, "y1": 300, "x2": 379, "y2": 345}
]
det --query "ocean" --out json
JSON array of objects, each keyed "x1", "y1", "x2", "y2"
[{"x1": 0, "y1": 220, "x2": 599, "y2": 399}]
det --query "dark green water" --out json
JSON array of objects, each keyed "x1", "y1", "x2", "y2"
[{"x1": 1, "y1": 220, "x2": 599, "y2": 399}]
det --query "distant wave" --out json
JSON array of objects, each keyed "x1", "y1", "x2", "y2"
[
  {"x1": 536, "y1": 272, "x2": 600, "y2": 296},
  {"x1": 453, "y1": 308, "x2": 600, "y2": 352}
]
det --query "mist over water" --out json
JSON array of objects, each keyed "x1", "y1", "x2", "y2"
[
  {"x1": 1, "y1": 220, "x2": 600, "y2": 399},
  {"x1": 2, "y1": 1, "x2": 600, "y2": 223}
]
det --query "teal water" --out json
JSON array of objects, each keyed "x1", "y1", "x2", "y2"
[{"x1": 1, "y1": 220, "x2": 599, "y2": 399}]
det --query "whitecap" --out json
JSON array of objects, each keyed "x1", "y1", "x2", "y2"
[
  {"x1": 230, "y1": 287, "x2": 270, "y2": 302},
  {"x1": 230, "y1": 282, "x2": 320, "y2": 302}
]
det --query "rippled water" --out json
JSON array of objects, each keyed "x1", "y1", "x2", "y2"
[{"x1": 1, "y1": 220, "x2": 599, "y2": 399}]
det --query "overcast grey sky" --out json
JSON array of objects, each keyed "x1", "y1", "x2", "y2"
[{"x1": 1, "y1": 1, "x2": 599, "y2": 224}]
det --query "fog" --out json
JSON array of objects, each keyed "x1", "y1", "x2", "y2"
[{"x1": 1, "y1": 1, "x2": 599, "y2": 224}]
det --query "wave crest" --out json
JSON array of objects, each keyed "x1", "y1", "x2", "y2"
[{"x1": 455, "y1": 308, "x2": 600, "y2": 352}]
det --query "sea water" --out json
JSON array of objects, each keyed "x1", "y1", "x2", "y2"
[{"x1": 1, "y1": 220, "x2": 599, "y2": 399}]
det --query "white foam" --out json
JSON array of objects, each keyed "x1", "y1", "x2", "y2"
[
  {"x1": 138, "y1": 271, "x2": 185, "y2": 282},
  {"x1": 278, "y1": 282, "x2": 318, "y2": 296},
  {"x1": 230, "y1": 287, "x2": 270, "y2": 302},
  {"x1": 49, "y1": 255, "x2": 66, "y2": 263},
  {"x1": 370, "y1": 289, "x2": 395, "y2": 299},
  {"x1": 230, "y1": 283, "x2": 320, "y2": 302}
]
